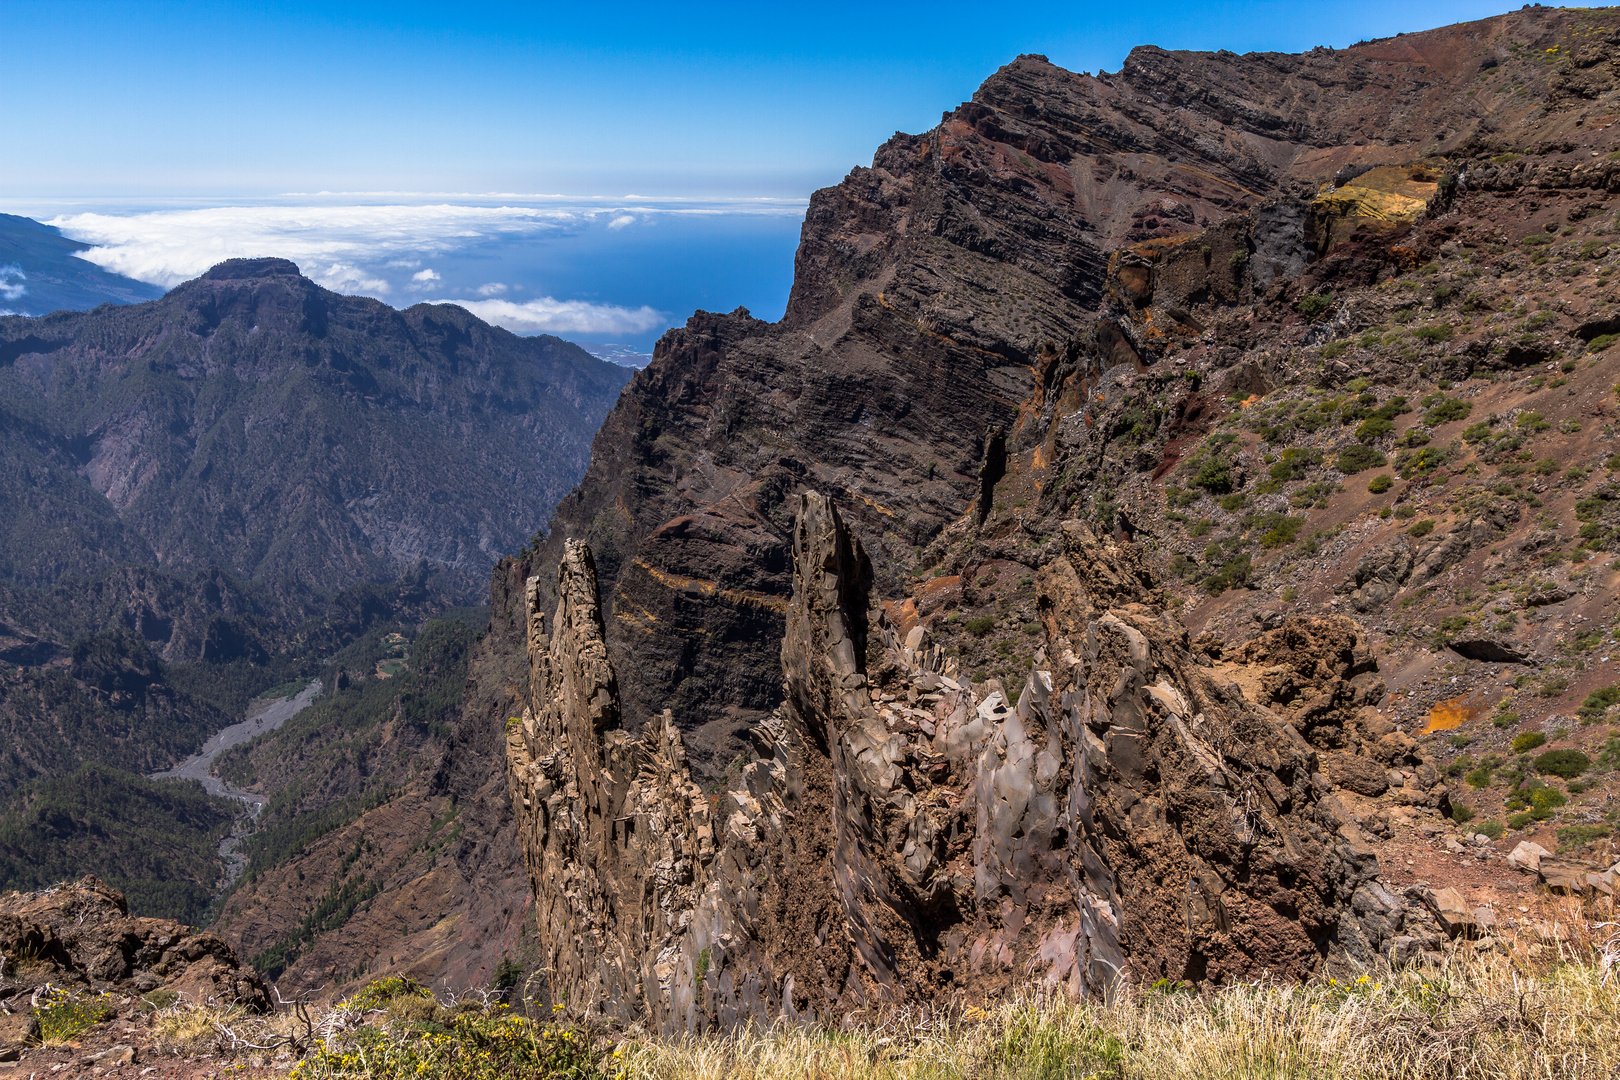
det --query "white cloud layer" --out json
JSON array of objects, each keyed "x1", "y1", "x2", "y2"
[
  {"x1": 317, "y1": 262, "x2": 392, "y2": 295},
  {"x1": 30, "y1": 194, "x2": 801, "y2": 336},
  {"x1": 47, "y1": 203, "x2": 587, "y2": 290},
  {"x1": 440, "y1": 296, "x2": 666, "y2": 336},
  {"x1": 0, "y1": 264, "x2": 26, "y2": 302}
]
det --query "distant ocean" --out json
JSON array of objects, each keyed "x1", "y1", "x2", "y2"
[{"x1": 0, "y1": 194, "x2": 808, "y2": 363}]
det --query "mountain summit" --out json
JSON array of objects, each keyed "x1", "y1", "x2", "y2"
[{"x1": 0, "y1": 259, "x2": 630, "y2": 606}]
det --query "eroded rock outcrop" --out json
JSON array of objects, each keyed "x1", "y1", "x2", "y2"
[
  {"x1": 0, "y1": 878, "x2": 269, "y2": 1009},
  {"x1": 508, "y1": 495, "x2": 1423, "y2": 1028}
]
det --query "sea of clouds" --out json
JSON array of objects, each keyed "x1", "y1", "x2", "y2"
[{"x1": 39, "y1": 195, "x2": 805, "y2": 339}]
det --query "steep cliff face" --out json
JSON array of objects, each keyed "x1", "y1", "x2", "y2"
[
  {"x1": 529, "y1": 6, "x2": 1618, "y2": 777},
  {"x1": 507, "y1": 5, "x2": 1620, "y2": 1022}
]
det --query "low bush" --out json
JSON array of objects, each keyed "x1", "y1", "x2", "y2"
[
  {"x1": 1258, "y1": 514, "x2": 1305, "y2": 549},
  {"x1": 1193, "y1": 455, "x2": 1236, "y2": 495},
  {"x1": 1335, "y1": 444, "x2": 1386, "y2": 474},
  {"x1": 1557, "y1": 823, "x2": 1612, "y2": 850},
  {"x1": 1534, "y1": 749, "x2": 1591, "y2": 779},
  {"x1": 1408, "y1": 519, "x2": 1436, "y2": 538},
  {"x1": 1202, "y1": 553, "x2": 1253, "y2": 595},
  {"x1": 1516, "y1": 411, "x2": 1551, "y2": 433},
  {"x1": 1530, "y1": 787, "x2": 1568, "y2": 819},
  {"x1": 1423, "y1": 396, "x2": 1471, "y2": 424},
  {"x1": 1367, "y1": 474, "x2": 1394, "y2": 494},
  {"x1": 963, "y1": 616, "x2": 995, "y2": 637},
  {"x1": 1297, "y1": 292, "x2": 1333, "y2": 319},
  {"x1": 1512, "y1": 731, "x2": 1548, "y2": 755},
  {"x1": 34, "y1": 988, "x2": 116, "y2": 1044},
  {"x1": 1577, "y1": 684, "x2": 1620, "y2": 724}
]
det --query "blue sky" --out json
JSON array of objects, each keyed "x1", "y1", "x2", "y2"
[
  {"x1": 1, "y1": 1, "x2": 1517, "y2": 350},
  {"x1": 7, "y1": 1, "x2": 1518, "y2": 198}
]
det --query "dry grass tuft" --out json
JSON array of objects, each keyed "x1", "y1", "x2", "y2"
[
  {"x1": 137, "y1": 901, "x2": 1620, "y2": 1079},
  {"x1": 616, "y1": 902, "x2": 1620, "y2": 1080}
]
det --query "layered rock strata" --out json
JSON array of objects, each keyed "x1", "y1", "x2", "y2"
[
  {"x1": 525, "y1": 6, "x2": 1620, "y2": 779},
  {"x1": 502, "y1": 4, "x2": 1620, "y2": 1028},
  {"x1": 508, "y1": 494, "x2": 1438, "y2": 1029}
]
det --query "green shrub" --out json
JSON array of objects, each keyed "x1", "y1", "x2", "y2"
[
  {"x1": 1336, "y1": 444, "x2": 1387, "y2": 474},
  {"x1": 1414, "y1": 325, "x2": 1456, "y2": 345},
  {"x1": 1193, "y1": 456, "x2": 1236, "y2": 495},
  {"x1": 137, "y1": 989, "x2": 181, "y2": 1014},
  {"x1": 1356, "y1": 415, "x2": 1394, "y2": 441},
  {"x1": 1202, "y1": 553, "x2": 1253, "y2": 595},
  {"x1": 1269, "y1": 447, "x2": 1323, "y2": 481},
  {"x1": 299, "y1": 1007, "x2": 599, "y2": 1080},
  {"x1": 1297, "y1": 293, "x2": 1333, "y2": 320},
  {"x1": 1557, "y1": 823, "x2": 1612, "y2": 850},
  {"x1": 1450, "y1": 802, "x2": 1475, "y2": 824},
  {"x1": 1600, "y1": 736, "x2": 1620, "y2": 771},
  {"x1": 1516, "y1": 411, "x2": 1551, "y2": 433},
  {"x1": 1477, "y1": 820, "x2": 1505, "y2": 840},
  {"x1": 1259, "y1": 515, "x2": 1306, "y2": 548},
  {"x1": 1577, "y1": 685, "x2": 1620, "y2": 724},
  {"x1": 347, "y1": 977, "x2": 435, "y2": 1010},
  {"x1": 1408, "y1": 519, "x2": 1436, "y2": 538},
  {"x1": 1534, "y1": 749, "x2": 1591, "y2": 779},
  {"x1": 1529, "y1": 787, "x2": 1567, "y2": 818},
  {"x1": 1589, "y1": 333, "x2": 1619, "y2": 353},
  {"x1": 964, "y1": 616, "x2": 996, "y2": 637},
  {"x1": 1507, "y1": 811, "x2": 1536, "y2": 830},
  {"x1": 1513, "y1": 731, "x2": 1548, "y2": 754},
  {"x1": 1396, "y1": 444, "x2": 1455, "y2": 479},
  {"x1": 1424, "y1": 397, "x2": 1472, "y2": 425},
  {"x1": 1367, "y1": 474, "x2": 1394, "y2": 494}
]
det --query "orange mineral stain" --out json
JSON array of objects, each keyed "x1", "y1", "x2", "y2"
[{"x1": 1424, "y1": 697, "x2": 1477, "y2": 734}]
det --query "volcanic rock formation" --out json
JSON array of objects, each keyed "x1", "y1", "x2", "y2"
[
  {"x1": 508, "y1": 495, "x2": 1451, "y2": 1028},
  {"x1": 493, "y1": 5, "x2": 1620, "y2": 1023},
  {"x1": 0, "y1": 877, "x2": 269, "y2": 1012}
]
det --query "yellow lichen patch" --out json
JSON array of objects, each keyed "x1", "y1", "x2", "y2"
[{"x1": 1424, "y1": 696, "x2": 1478, "y2": 734}]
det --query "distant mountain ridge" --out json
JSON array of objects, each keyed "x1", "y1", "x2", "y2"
[
  {"x1": 0, "y1": 258, "x2": 631, "y2": 607},
  {"x1": 0, "y1": 214, "x2": 165, "y2": 315},
  {"x1": 0, "y1": 259, "x2": 628, "y2": 923}
]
